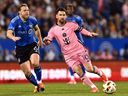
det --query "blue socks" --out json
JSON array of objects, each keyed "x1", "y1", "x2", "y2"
[
  {"x1": 80, "y1": 64, "x2": 86, "y2": 74},
  {"x1": 69, "y1": 64, "x2": 86, "y2": 76},
  {"x1": 26, "y1": 73, "x2": 38, "y2": 86},
  {"x1": 69, "y1": 67, "x2": 74, "y2": 76},
  {"x1": 34, "y1": 66, "x2": 42, "y2": 81},
  {"x1": 25, "y1": 66, "x2": 42, "y2": 86}
]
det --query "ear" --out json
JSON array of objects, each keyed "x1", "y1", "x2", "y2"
[
  {"x1": 55, "y1": 14, "x2": 58, "y2": 19},
  {"x1": 18, "y1": 11, "x2": 20, "y2": 15}
]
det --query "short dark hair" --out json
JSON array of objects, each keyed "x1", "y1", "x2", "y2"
[
  {"x1": 55, "y1": 7, "x2": 67, "y2": 14},
  {"x1": 18, "y1": 3, "x2": 28, "y2": 11},
  {"x1": 65, "y1": 4, "x2": 74, "y2": 9}
]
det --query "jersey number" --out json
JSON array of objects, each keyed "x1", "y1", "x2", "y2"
[
  {"x1": 63, "y1": 37, "x2": 70, "y2": 45},
  {"x1": 62, "y1": 33, "x2": 70, "y2": 45},
  {"x1": 33, "y1": 46, "x2": 39, "y2": 52}
]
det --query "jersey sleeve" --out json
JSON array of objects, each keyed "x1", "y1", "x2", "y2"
[
  {"x1": 75, "y1": 15, "x2": 84, "y2": 27},
  {"x1": 8, "y1": 20, "x2": 15, "y2": 31},
  {"x1": 81, "y1": 29, "x2": 92, "y2": 36},
  {"x1": 47, "y1": 27, "x2": 55, "y2": 41},
  {"x1": 72, "y1": 22, "x2": 92, "y2": 36},
  {"x1": 30, "y1": 16, "x2": 38, "y2": 26},
  {"x1": 72, "y1": 22, "x2": 79, "y2": 31}
]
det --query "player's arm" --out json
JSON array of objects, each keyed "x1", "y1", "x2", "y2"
[
  {"x1": 74, "y1": 25, "x2": 98, "y2": 37},
  {"x1": 81, "y1": 28, "x2": 98, "y2": 37},
  {"x1": 34, "y1": 25, "x2": 43, "y2": 46},
  {"x1": 7, "y1": 20, "x2": 21, "y2": 42},
  {"x1": 7, "y1": 30, "x2": 21, "y2": 42}
]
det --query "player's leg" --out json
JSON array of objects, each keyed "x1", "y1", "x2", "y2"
[
  {"x1": 67, "y1": 67, "x2": 76, "y2": 84},
  {"x1": 16, "y1": 43, "x2": 42, "y2": 93},
  {"x1": 66, "y1": 55, "x2": 98, "y2": 92},
  {"x1": 79, "y1": 64, "x2": 86, "y2": 85},
  {"x1": 30, "y1": 53, "x2": 42, "y2": 83},
  {"x1": 72, "y1": 64, "x2": 99, "y2": 92},
  {"x1": 68, "y1": 64, "x2": 85, "y2": 84},
  {"x1": 20, "y1": 61, "x2": 38, "y2": 86},
  {"x1": 30, "y1": 53, "x2": 45, "y2": 92},
  {"x1": 79, "y1": 51, "x2": 108, "y2": 82}
]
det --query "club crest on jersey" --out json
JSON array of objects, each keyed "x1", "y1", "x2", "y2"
[
  {"x1": 28, "y1": 29, "x2": 34, "y2": 34},
  {"x1": 62, "y1": 33, "x2": 67, "y2": 37}
]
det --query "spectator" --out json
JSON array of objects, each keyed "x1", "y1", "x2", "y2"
[
  {"x1": 101, "y1": 48, "x2": 113, "y2": 60},
  {"x1": 3, "y1": 49, "x2": 16, "y2": 61},
  {"x1": 123, "y1": 44, "x2": 128, "y2": 59},
  {"x1": 0, "y1": 25, "x2": 6, "y2": 39},
  {"x1": 122, "y1": 0, "x2": 128, "y2": 21}
]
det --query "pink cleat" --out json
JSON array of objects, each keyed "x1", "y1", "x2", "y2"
[{"x1": 101, "y1": 71, "x2": 108, "y2": 83}]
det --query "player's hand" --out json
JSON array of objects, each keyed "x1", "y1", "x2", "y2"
[
  {"x1": 12, "y1": 36, "x2": 21, "y2": 42},
  {"x1": 43, "y1": 37, "x2": 51, "y2": 45},
  {"x1": 91, "y1": 32, "x2": 99, "y2": 37}
]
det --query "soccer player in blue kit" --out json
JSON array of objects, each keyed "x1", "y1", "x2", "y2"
[
  {"x1": 66, "y1": 4, "x2": 87, "y2": 84},
  {"x1": 7, "y1": 4, "x2": 44, "y2": 93}
]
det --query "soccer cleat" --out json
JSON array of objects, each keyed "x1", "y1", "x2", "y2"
[
  {"x1": 33, "y1": 86, "x2": 39, "y2": 93},
  {"x1": 101, "y1": 71, "x2": 108, "y2": 83},
  {"x1": 33, "y1": 83, "x2": 45, "y2": 93},
  {"x1": 38, "y1": 83, "x2": 45, "y2": 92},
  {"x1": 91, "y1": 87, "x2": 99, "y2": 93},
  {"x1": 67, "y1": 80, "x2": 77, "y2": 85}
]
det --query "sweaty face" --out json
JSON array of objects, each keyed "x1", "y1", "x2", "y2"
[
  {"x1": 19, "y1": 6, "x2": 29, "y2": 19},
  {"x1": 56, "y1": 11, "x2": 67, "y2": 24}
]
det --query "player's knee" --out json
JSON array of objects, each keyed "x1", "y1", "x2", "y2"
[
  {"x1": 75, "y1": 69, "x2": 84, "y2": 77},
  {"x1": 79, "y1": 72, "x2": 85, "y2": 78},
  {"x1": 24, "y1": 71, "x2": 31, "y2": 76},
  {"x1": 86, "y1": 66, "x2": 93, "y2": 72},
  {"x1": 31, "y1": 61, "x2": 39, "y2": 67},
  {"x1": 32, "y1": 63, "x2": 39, "y2": 67}
]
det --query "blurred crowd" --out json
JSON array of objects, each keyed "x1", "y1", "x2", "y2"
[{"x1": 0, "y1": 0, "x2": 128, "y2": 62}]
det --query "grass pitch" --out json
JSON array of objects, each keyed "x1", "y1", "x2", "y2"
[{"x1": 0, "y1": 82, "x2": 127, "y2": 96}]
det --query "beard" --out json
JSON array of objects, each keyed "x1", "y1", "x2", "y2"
[
  {"x1": 24, "y1": 15, "x2": 29, "y2": 20},
  {"x1": 59, "y1": 18, "x2": 66, "y2": 25}
]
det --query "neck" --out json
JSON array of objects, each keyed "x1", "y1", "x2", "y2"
[
  {"x1": 19, "y1": 15, "x2": 27, "y2": 22},
  {"x1": 57, "y1": 21, "x2": 66, "y2": 26},
  {"x1": 68, "y1": 14, "x2": 73, "y2": 17}
]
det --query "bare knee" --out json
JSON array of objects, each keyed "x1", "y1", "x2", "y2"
[
  {"x1": 20, "y1": 61, "x2": 32, "y2": 76},
  {"x1": 24, "y1": 70, "x2": 32, "y2": 76},
  {"x1": 73, "y1": 65, "x2": 84, "y2": 77},
  {"x1": 31, "y1": 60, "x2": 39, "y2": 67},
  {"x1": 86, "y1": 66, "x2": 94, "y2": 72},
  {"x1": 30, "y1": 54, "x2": 40, "y2": 67}
]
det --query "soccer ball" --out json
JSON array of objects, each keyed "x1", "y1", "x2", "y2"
[{"x1": 103, "y1": 80, "x2": 116, "y2": 94}]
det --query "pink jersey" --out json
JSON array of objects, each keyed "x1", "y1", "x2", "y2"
[{"x1": 47, "y1": 22, "x2": 92, "y2": 60}]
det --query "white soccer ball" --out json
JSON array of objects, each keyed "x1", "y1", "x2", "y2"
[{"x1": 103, "y1": 80, "x2": 116, "y2": 94}]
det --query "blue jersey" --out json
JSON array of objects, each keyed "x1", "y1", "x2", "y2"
[
  {"x1": 66, "y1": 15, "x2": 85, "y2": 44},
  {"x1": 8, "y1": 16, "x2": 38, "y2": 46}
]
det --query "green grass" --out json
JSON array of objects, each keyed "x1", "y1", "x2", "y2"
[{"x1": 0, "y1": 82, "x2": 127, "y2": 96}]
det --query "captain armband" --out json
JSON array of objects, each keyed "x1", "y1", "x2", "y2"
[{"x1": 74, "y1": 26, "x2": 83, "y2": 32}]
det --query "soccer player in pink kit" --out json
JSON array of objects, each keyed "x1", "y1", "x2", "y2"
[{"x1": 43, "y1": 8, "x2": 108, "y2": 92}]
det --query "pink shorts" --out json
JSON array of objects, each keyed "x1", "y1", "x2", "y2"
[{"x1": 65, "y1": 51, "x2": 92, "y2": 69}]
